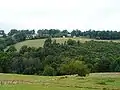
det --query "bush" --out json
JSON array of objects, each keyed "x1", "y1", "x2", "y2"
[
  {"x1": 60, "y1": 60, "x2": 90, "y2": 76},
  {"x1": 0, "y1": 67, "x2": 3, "y2": 73},
  {"x1": 6, "y1": 46, "x2": 17, "y2": 52},
  {"x1": 43, "y1": 66, "x2": 56, "y2": 76}
]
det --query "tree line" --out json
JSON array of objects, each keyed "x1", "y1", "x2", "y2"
[
  {"x1": 1, "y1": 29, "x2": 120, "y2": 39},
  {"x1": 0, "y1": 38, "x2": 120, "y2": 76},
  {"x1": 1, "y1": 29, "x2": 120, "y2": 51}
]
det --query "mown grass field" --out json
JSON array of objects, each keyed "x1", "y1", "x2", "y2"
[
  {"x1": 0, "y1": 73, "x2": 120, "y2": 90},
  {"x1": 14, "y1": 37, "x2": 120, "y2": 50}
]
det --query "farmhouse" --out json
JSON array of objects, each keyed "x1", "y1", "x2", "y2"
[
  {"x1": 0, "y1": 35, "x2": 3, "y2": 37},
  {"x1": 26, "y1": 34, "x2": 37, "y2": 39},
  {"x1": 0, "y1": 30, "x2": 5, "y2": 37},
  {"x1": 67, "y1": 34, "x2": 71, "y2": 37}
]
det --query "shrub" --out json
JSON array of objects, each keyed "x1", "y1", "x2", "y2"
[
  {"x1": 60, "y1": 60, "x2": 90, "y2": 76},
  {"x1": 43, "y1": 66, "x2": 56, "y2": 76}
]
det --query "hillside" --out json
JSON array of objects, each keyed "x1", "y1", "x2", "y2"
[
  {"x1": 14, "y1": 37, "x2": 94, "y2": 50},
  {"x1": 3, "y1": 38, "x2": 120, "y2": 76},
  {"x1": 14, "y1": 37, "x2": 120, "y2": 50},
  {"x1": 0, "y1": 73, "x2": 120, "y2": 90}
]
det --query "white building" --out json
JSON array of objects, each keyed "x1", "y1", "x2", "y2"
[
  {"x1": 0, "y1": 35, "x2": 3, "y2": 37},
  {"x1": 67, "y1": 34, "x2": 71, "y2": 37}
]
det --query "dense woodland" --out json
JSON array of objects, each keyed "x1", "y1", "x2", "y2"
[{"x1": 0, "y1": 29, "x2": 120, "y2": 76}]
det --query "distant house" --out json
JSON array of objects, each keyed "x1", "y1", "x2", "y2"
[
  {"x1": 26, "y1": 35, "x2": 31, "y2": 39},
  {"x1": 26, "y1": 34, "x2": 36, "y2": 39},
  {"x1": 43, "y1": 34, "x2": 49, "y2": 37},
  {"x1": 67, "y1": 34, "x2": 71, "y2": 37},
  {"x1": 26, "y1": 34, "x2": 38, "y2": 39},
  {"x1": 32, "y1": 34, "x2": 37, "y2": 38},
  {"x1": 0, "y1": 35, "x2": 3, "y2": 37},
  {"x1": 63, "y1": 36, "x2": 65, "y2": 38},
  {"x1": 0, "y1": 30, "x2": 5, "y2": 37},
  {"x1": 73, "y1": 36, "x2": 76, "y2": 38}
]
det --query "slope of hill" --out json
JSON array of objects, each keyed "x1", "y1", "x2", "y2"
[
  {"x1": 14, "y1": 37, "x2": 93, "y2": 50},
  {"x1": 14, "y1": 37, "x2": 120, "y2": 50}
]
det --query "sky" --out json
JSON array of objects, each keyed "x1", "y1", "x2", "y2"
[{"x1": 0, "y1": 0, "x2": 120, "y2": 33}]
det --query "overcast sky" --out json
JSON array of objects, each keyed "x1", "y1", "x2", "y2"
[{"x1": 0, "y1": 0, "x2": 120, "y2": 33}]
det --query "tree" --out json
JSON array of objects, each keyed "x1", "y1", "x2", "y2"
[
  {"x1": 44, "y1": 38, "x2": 52, "y2": 48},
  {"x1": 13, "y1": 32, "x2": 26, "y2": 42},
  {"x1": 8, "y1": 29, "x2": 18, "y2": 36},
  {"x1": 94, "y1": 57, "x2": 111, "y2": 72},
  {"x1": 0, "y1": 30, "x2": 6, "y2": 37},
  {"x1": 110, "y1": 57, "x2": 120, "y2": 72},
  {"x1": 71, "y1": 29, "x2": 82, "y2": 37},
  {"x1": 11, "y1": 57, "x2": 24, "y2": 74},
  {"x1": 0, "y1": 39, "x2": 6, "y2": 51},
  {"x1": 19, "y1": 45, "x2": 28, "y2": 54},
  {"x1": 6, "y1": 46, "x2": 17, "y2": 52},
  {"x1": 115, "y1": 65, "x2": 120, "y2": 72},
  {"x1": 43, "y1": 66, "x2": 56, "y2": 76},
  {"x1": 60, "y1": 60, "x2": 89, "y2": 76},
  {"x1": 61, "y1": 30, "x2": 69, "y2": 36},
  {"x1": 67, "y1": 39, "x2": 77, "y2": 45},
  {"x1": 0, "y1": 52, "x2": 12, "y2": 73},
  {"x1": 5, "y1": 37, "x2": 15, "y2": 46}
]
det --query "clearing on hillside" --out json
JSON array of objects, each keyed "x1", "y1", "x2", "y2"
[
  {"x1": 14, "y1": 37, "x2": 120, "y2": 50},
  {"x1": 14, "y1": 37, "x2": 93, "y2": 50}
]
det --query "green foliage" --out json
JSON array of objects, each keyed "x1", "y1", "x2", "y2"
[
  {"x1": 13, "y1": 32, "x2": 26, "y2": 42},
  {"x1": 19, "y1": 45, "x2": 28, "y2": 54},
  {"x1": 1, "y1": 37, "x2": 120, "y2": 76},
  {"x1": 2, "y1": 29, "x2": 120, "y2": 77},
  {"x1": 43, "y1": 66, "x2": 56, "y2": 76},
  {"x1": 0, "y1": 52, "x2": 11, "y2": 73},
  {"x1": 44, "y1": 38, "x2": 52, "y2": 48},
  {"x1": 94, "y1": 57, "x2": 111, "y2": 72},
  {"x1": 8, "y1": 29, "x2": 18, "y2": 36},
  {"x1": 115, "y1": 65, "x2": 120, "y2": 72},
  {"x1": 110, "y1": 57, "x2": 120, "y2": 72},
  {"x1": 60, "y1": 60, "x2": 89, "y2": 76},
  {"x1": 67, "y1": 39, "x2": 77, "y2": 45},
  {"x1": 6, "y1": 46, "x2": 17, "y2": 52}
]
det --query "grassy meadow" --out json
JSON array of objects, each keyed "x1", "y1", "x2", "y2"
[
  {"x1": 0, "y1": 73, "x2": 120, "y2": 90},
  {"x1": 14, "y1": 37, "x2": 93, "y2": 50},
  {"x1": 0, "y1": 37, "x2": 5, "y2": 40},
  {"x1": 14, "y1": 37, "x2": 120, "y2": 50}
]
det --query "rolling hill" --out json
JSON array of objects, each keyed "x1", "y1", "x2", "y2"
[
  {"x1": 14, "y1": 37, "x2": 94, "y2": 50},
  {"x1": 13, "y1": 37, "x2": 120, "y2": 50}
]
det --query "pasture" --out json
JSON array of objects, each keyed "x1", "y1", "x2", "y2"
[
  {"x1": 14, "y1": 37, "x2": 93, "y2": 50},
  {"x1": 0, "y1": 37, "x2": 5, "y2": 40},
  {"x1": 14, "y1": 37, "x2": 120, "y2": 50},
  {"x1": 0, "y1": 73, "x2": 120, "y2": 90}
]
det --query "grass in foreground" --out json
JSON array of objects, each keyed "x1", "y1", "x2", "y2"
[{"x1": 0, "y1": 73, "x2": 120, "y2": 90}]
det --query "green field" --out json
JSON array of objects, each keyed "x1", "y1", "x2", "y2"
[
  {"x1": 0, "y1": 73, "x2": 120, "y2": 90},
  {"x1": 14, "y1": 37, "x2": 120, "y2": 50},
  {"x1": 14, "y1": 37, "x2": 94, "y2": 50},
  {"x1": 0, "y1": 37, "x2": 5, "y2": 40}
]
